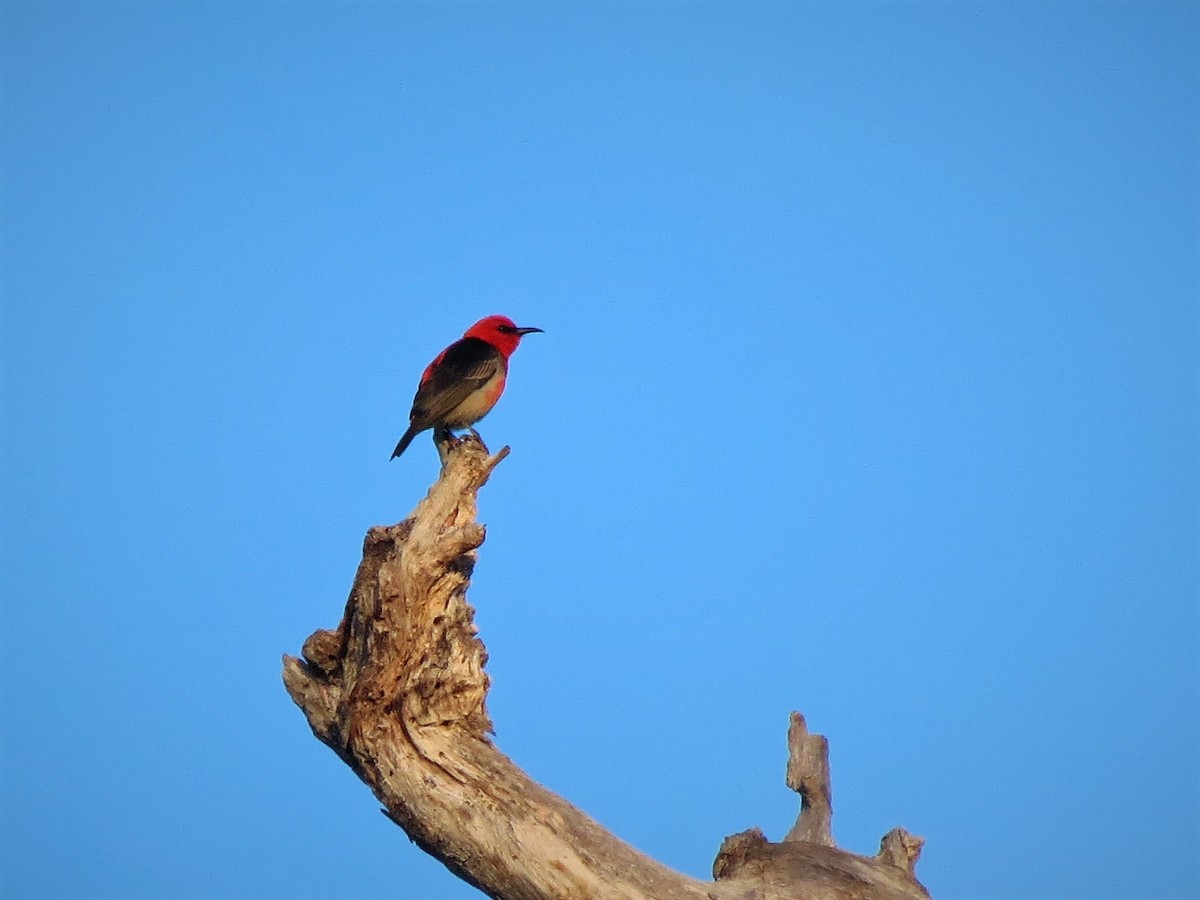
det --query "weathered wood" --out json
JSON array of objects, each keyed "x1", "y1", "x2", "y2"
[
  {"x1": 283, "y1": 434, "x2": 930, "y2": 899},
  {"x1": 784, "y1": 711, "x2": 835, "y2": 847},
  {"x1": 878, "y1": 828, "x2": 926, "y2": 879}
]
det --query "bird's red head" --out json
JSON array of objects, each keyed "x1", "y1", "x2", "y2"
[{"x1": 463, "y1": 315, "x2": 544, "y2": 358}]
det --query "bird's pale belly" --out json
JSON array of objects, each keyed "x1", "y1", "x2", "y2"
[{"x1": 443, "y1": 370, "x2": 507, "y2": 429}]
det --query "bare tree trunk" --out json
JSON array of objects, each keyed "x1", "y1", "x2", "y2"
[{"x1": 282, "y1": 436, "x2": 930, "y2": 900}]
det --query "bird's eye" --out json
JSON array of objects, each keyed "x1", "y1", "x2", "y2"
[{"x1": 497, "y1": 324, "x2": 515, "y2": 333}]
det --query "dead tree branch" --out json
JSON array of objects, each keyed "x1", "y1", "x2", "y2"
[{"x1": 283, "y1": 435, "x2": 930, "y2": 899}]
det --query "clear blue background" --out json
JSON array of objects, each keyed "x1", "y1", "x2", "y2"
[{"x1": 3, "y1": 3, "x2": 1197, "y2": 898}]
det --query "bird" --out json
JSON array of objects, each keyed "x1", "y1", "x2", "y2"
[{"x1": 390, "y1": 315, "x2": 543, "y2": 460}]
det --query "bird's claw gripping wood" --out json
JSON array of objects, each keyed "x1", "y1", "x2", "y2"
[{"x1": 432, "y1": 428, "x2": 510, "y2": 475}]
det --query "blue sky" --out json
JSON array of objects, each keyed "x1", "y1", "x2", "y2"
[{"x1": 2, "y1": 2, "x2": 1197, "y2": 898}]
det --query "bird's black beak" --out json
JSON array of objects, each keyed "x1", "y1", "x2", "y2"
[{"x1": 516, "y1": 326, "x2": 544, "y2": 336}]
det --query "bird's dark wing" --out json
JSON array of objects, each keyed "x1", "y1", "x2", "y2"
[{"x1": 409, "y1": 336, "x2": 506, "y2": 428}]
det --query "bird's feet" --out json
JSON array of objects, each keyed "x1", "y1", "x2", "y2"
[{"x1": 433, "y1": 427, "x2": 487, "y2": 451}]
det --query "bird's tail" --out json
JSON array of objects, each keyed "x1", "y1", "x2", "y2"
[{"x1": 390, "y1": 425, "x2": 421, "y2": 460}]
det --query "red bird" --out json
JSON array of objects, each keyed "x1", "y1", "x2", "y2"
[{"x1": 390, "y1": 315, "x2": 543, "y2": 460}]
